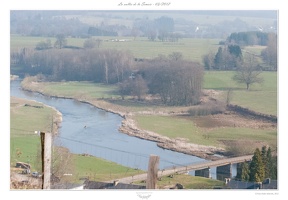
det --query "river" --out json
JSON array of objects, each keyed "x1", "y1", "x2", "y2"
[{"x1": 10, "y1": 80, "x2": 237, "y2": 179}]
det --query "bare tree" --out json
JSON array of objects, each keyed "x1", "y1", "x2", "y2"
[
  {"x1": 54, "y1": 34, "x2": 67, "y2": 49},
  {"x1": 131, "y1": 27, "x2": 140, "y2": 40},
  {"x1": 51, "y1": 146, "x2": 74, "y2": 184},
  {"x1": 202, "y1": 51, "x2": 215, "y2": 70},
  {"x1": 144, "y1": 59, "x2": 203, "y2": 105},
  {"x1": 131, "y1": 75, "x2": 148, "y2": 100},
  {"x1": 83, "y1": 38, "x2": 102, "y2": 49},
  {"x1": 261, "y1": 33, "x2": 277, "y2": 70},
  {"x1": 168, "y1": 52, "x2": 183, "y2": 61},
  {"x1": 233, "y1": 54, "x2": 263, "y2": 90}
]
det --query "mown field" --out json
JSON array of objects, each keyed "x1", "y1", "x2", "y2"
[{"x1": 10, "y1": 96, "x2": 141, "y2": 182}]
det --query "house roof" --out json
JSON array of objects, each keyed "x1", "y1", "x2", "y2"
[
  {"x1": 226, "y1": 179, "x2": 277, "y2": 189},
  {"x1": 51, "y1": 183, "x2": 84, "y2": 190}
]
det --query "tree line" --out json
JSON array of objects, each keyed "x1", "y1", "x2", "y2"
[
  {"x1": 129, "y1": 57, "x2": 203, "y2": 105},
  {"x1": 227, "y1": 31, "x2": 271, "y2": 46},
  {"x1": 11, "y1": 48, "x2": 134, "y2": 84},
  {"x1": 11, "y1": 47, "x2": 203, "y2": 106},
  {"x1": 202, "y1": 32, "x2": 277, "y2": 71},
  {"x1": 236, "y1": 146, "x2": 277, "y2": 182}
]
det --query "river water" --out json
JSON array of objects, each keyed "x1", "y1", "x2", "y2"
[{"x1": 10, "y1": 80, "x2": 237, "y2": 179}]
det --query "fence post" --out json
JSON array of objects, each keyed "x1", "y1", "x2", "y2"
[
  {"x1": 146, "y1": 154, "x2": 160, "y2": 189},
  {"x1": 41, "y1": 132, "x2": 52, "y2": 189}
]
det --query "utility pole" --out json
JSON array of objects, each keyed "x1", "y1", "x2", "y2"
[
  {"x1": 40, "y1": 132, "x2": 52, "y2": 189},
  {"x1": 146, "y1": 154, "x2": 160, "y2": 189}
]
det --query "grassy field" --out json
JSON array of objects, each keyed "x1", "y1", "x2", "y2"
[
  {"x1": 10, "y1": 96, "x2": 141, "y2": 181},
  {"x1": 204, "y1": 71, "x2": 277, "y2": 115},
  {"x1": 135, "y1": 173, "x2": 225, "y2": 189},
  {"x1": 10, "y1": 35, "x2": 220, "y2": 63},
  {"x1": 22, "y1": 70, "x2": 277, "y2": 116},
  {"x1": 35, "y1": 81, "x2": 119, "y2": 99},
  {"x1": 10, "y1": 97, "x2": 57, "y2": 171},
  {"x1": 19, "y1": 72, "x2": 277, "y2": 157},
  {"x1": 10, "y1": 34, "x2": 269, "y2": 66},
  {"x1": 72, "y1": 154, "x2": 142, "y2": 182},
  {"x1": 131, "y1": 71, "x2": 277, "y2": 153},
  {"x1": 133, "y1": 115, "x2": 277, "y2": 150},
  {"x1": 103, "y1": 37, "x2": 220, "y2": 62}
]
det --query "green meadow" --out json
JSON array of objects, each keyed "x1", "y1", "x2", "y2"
[
  {"x1": 22, "y1": 70, "x2": 277, "y2": 116},
  {"x1": 10, "y1": 35, "x2": 220, "y2": 63},
  {"x1": 10, "y1": 97, "x2": 55, "y2": 171},
  {"x1": 36, "y1": 81, "x2": 119, "y2": 99},
  {"x1": 204, "y1": 71, "x2": 277, "y2": 115},
  {"x1": 136, "y1": 173, "x2": 225, "y2": 189},
  {"x1": 133, "y1": 115, "x2": 277, "y2": 150},
  {"x1": 19, "y1": 70, "x2": 277, "y2": 157},
  {"x1": 10, "y1": 97, "x2": 141, "y2": 180}
]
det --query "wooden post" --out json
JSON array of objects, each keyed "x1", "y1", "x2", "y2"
[
  {"x1": 41, "y1": 132, "x2": 52, "y2": 189},
  {"x1": 146, "y1": 155, "x2": 159, "y2": 189}
]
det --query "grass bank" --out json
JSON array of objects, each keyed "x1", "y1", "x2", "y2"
[
  {"x1": 135, "y1": 174, "x2": 225, "y2": 189},
  {"x1": 133, "y1": 114, "x2": 277, "y2": 154},
  {"x1": 10, "y1": 96, "x2": 58, "y2": 171},
  {"x1": 10, "y1": 96, "x2": 141, "y2": 182}
]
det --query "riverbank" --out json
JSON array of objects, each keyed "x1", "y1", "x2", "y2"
[
  {"x1": 19, "y1": 77, "x2": 277, "y2": 161},
  {"x1": 119, "y1": 116, "x2": 225, "y2": 160},
  {"x1": 20, "y1": 79, "x2": 226, "y2": 161}
]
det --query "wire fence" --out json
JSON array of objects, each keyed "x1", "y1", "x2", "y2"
[{"x1": 11, "y1": 127, "x2": 239, "y2": 186}]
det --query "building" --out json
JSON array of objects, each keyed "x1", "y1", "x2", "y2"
[{"x1": 225, "y1": 178, "x2": 277, "y2": 189}]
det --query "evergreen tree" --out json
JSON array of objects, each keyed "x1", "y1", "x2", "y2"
[
  {"x1": 261, "y1": 146, "x2": 268, "y2": 178},
  {"x1": 271, "y1": 156, "x2": 277, "y2": 180},
  {"x1": 214, "y1": 47, "x2": 224, "y2": 70},
  {"x1": 241, "y1": 162, "x2": 250, "y2": 181},
  {"x1": 236, "y1": 162, "x2": 250, "y2": 181},
  {"x1": 249, "y1": 148, "x2": 265, "y2": 182},
  {"x1": 267, "y1": 147, "x2": 277, "y2": 180},
  {"x1": 228, "y1": 44, "x2": 242, "y2": 58}
]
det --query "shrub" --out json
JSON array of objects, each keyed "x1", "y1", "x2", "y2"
[{"x1": 188, "y1": 102, "x2": 226, "y2": 116}]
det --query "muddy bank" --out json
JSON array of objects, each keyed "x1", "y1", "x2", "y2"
[
  {"x1": 119, "y1": 116, "x2": 225, "y2": 161},
  {"x1": 46, "y1": 104, "x2": 62, "y2": 136}
]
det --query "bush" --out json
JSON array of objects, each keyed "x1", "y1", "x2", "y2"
[{"x1": 188, "y1": 102, "x2": 226, "y2": 116}]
